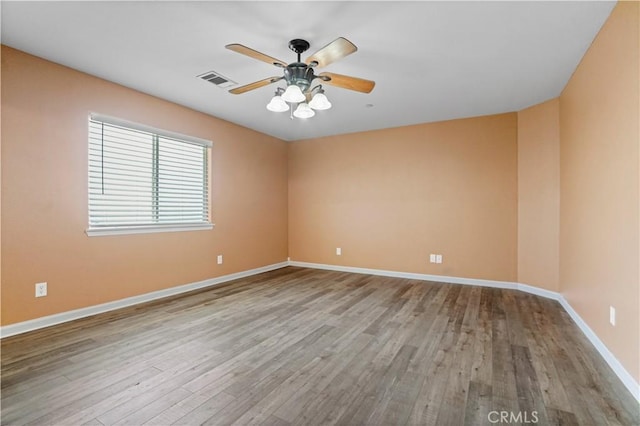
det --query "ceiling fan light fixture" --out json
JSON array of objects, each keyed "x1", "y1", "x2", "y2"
[
  {"x1": 226, "y1": 38, "x2": 374, "y2": 121},
  {"x1": 309, "y1": 92, "x2": 332, "y2": 110},
  {"x1": 293, "y1": 103, "x2": 315, "y2": 119},
  {"x1": 266, "y1": 95, "x2": 288, "y2": 112},
  {"x1": 281, "y1": 84, "x2": 306, "y2": 103}
]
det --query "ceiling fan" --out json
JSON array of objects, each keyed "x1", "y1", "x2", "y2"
[{"x1": 225, "y1": 37, "x2": 375, "y2": 118}]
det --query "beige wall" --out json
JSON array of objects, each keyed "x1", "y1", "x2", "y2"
[
  {"x1": 289, "y1": 114, "x2": 518, "y2": 282},
  {"x1": 517, "y1": 99, "x2": 560, "y2": 291},
  {"x1": 559, "y1": 1, "x2": 639, "y2": 382},
  {"x1": 0, "y1": 53, "x2": 3, "y2": 318},
  {"x1": 1, "y1": 46, "x2": 289, "y2": 325}
]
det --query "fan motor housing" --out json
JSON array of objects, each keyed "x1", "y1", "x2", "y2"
[{"x1": 284, "y1": 62, "x2": 315, "y2": 92}]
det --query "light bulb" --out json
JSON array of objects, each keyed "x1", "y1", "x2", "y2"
[
  {"x1": 309, "y1": 92, "x2": 332, "y2": 110},
  {"x1": 266, "y1": 95, "x2": 288, "y2": 112},
  {"x1": 281, "y1": 84, "x2": 306, "y2": 103},
  {"x1": 293, "y1": 103, "x2": 315, "y2": 119}
]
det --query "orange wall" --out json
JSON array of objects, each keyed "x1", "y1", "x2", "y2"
[
  {"x1": 288, "y1": 114, "x2": 518, "y2": 282},
  {"x1": 0, "y1": 53, "x2": 3, "y2": 317},
  {"x1": 559, "y1": 1, "x2": 639, "y2": 382},
  {"x1": 1, "y1": 46, "x2": 289, "y2": 325},
  {"x1": 517, "y1": 99, "x2": 560, "y2": 291}
]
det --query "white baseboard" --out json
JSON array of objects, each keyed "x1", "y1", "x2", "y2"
[
  {"x1": 289, "y1": 260, "x2": 639, "y2": 402},
  {"x1": 557, "y1": 297, "x2": 640, "y2": 402},
  {"x1": 0, "y1": 261, "x2": 289, "y2": 339},
  {"x1": 289, "y1": 260, "x2": 521, "y2": 290},
  {"x1": 517, "y1": 282, "x2": 562, "y2": 301},
  {"x1": 2, "y1": 259, "x2": 637, "y2": 402}
]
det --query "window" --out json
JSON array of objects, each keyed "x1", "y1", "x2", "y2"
[{"x1": 87, "y1": 114, "x2": 212, "y2": 236}]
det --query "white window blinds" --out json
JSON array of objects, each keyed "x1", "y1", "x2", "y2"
[{"x1": 87, "y1": 114, "x2": 212, "y2": 235}]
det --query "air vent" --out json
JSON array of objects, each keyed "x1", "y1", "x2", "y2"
[{"x1": 197, "y1": 71, "x2": 236, "y2": 89}]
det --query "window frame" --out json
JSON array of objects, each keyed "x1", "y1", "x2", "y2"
[{"x1": 85, "y1": 113, "x2": 213, "y2": 237}]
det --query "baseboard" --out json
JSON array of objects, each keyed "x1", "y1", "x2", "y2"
[
  {"x1": 557, "y1": 297, "x2": 640, "y2": 402},
  {"x1": 0, "y1": 261, "x2": 289, "y2": 339},
  {"x1": 289, "y1": 260, "x2": 639, "y2": 402},
  {"x1": 288, "y1": 260, "x2": 521, "y2": 290},
  {"x1": 517, "y1": 282, "x2": 563, "y2": 301},
  {"x1": 2, "y1": 259, "x2": 637, "y2": 402}
]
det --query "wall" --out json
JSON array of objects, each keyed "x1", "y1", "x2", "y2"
[
  {"x1": 0, "y1": 51, "x2": 3, "y2": 318},
  {"x1": 517, "y1": 99, "x2": 560, "y2": 291},
  {"x1": 559, "y1": 1, "x2": 639, "y2": 383},
  {"x1": 288, "y1": 114, "x2": 518, "y2": 282},
  {"x1": 1, "y1": 46, "x2": 289, "y2": 325}
]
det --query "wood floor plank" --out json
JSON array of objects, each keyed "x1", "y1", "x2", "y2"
[
  {"x1": 169, "y1": 391, "x2": 236, "y2": 425},
  {"x1": 284, "y1": 326, "x2": 391, "y2": 424},
  {"x1": 463, "y1": 381, "x2": 493, "y2": 426},
  {"x1": 469, "y1": 288, "x2": 493, "y2": 386},
  {"x1": 520, "y1": 294, "x2": 573, "y2": 412},
  {"x1": 228, "y1": 355, "x2": 330, "y2": 425},
  {"x1": 141, "y1": 391, "x2": 214, "y2": 425},
  {"x1": 546, "y1": 407, "x2": 580, "y2": 425},
  {"x1": 112, "y1": 388, "x2": 193, "y2": 425},
  {"x1": 511, "y1": 344, "x2": 549, "y2": 424},
  {"x1": 490, "y1": 295, "x2": 521, "y2": 416},
  {"x1": 284, "y1": 320, "x2": 404, "y2": 424},
  {"x1": 20, "y1": 367, "x2": 162, "y2": 426},
  {"x1": 1, "y1": 267, "x2": 637, "y2": 426},
  {"x1": 201, "y1": 366, "x2": 293, "y2": 426},
  {"x1": 81, "y1": 418, "x2": 105, "y2": 426},
  {"x1": 271, "y1": 332, "x2": 374, "y2": 422},
  {"x1": 222, "y1": 325, "x2": 337, "y2": 397},
  {"x1": 408, "y1": 329, "x2": 458, "y2": 424},
  {"x1": 434, "y1": 327, "x2": 475, "y2": 425},
  {"x1": 259, "y1": 415, "x2": 291, "y2": 426},
  {"x1": 347, "y1": 343, "x2": 417, "y2": 425},
  {"x1": 0, "y1": 373, "x2": 70, "y2": 405}
]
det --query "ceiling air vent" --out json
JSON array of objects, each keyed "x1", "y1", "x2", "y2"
[{"x1": 197, "y1": 71, "x2": 236, "y2": 89}]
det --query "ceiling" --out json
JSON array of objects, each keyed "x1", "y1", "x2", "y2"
[{"x1": 1, "y1": 1, "x2": 615, "y2": 141}]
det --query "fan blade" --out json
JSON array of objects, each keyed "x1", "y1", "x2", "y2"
[
  {"x1": 306, "y1": 37, "x2": 357, "y2": 68},
  {"x1": 226, "y1": 44, "x2": 288, "y2": 68},
  {"x1": 318, "y1": 72, "x2": 375, "y2": 93},
  {"x1": 229, "y1": 76, "x2": 283, "y2": 94}
]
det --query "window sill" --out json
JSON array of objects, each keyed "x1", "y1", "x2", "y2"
[{"x1": 86, "y1": 223, "x2": 214, "y2": 237}]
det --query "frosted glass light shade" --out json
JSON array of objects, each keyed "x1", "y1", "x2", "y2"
[
  {"x1": 293, "y1": 103, "x2": 315, "y2": 118},
  {"x1": 309, "y1": 93, "x2": 332, "y2": 110},
  {"x1": 281, "y1": 84, "x2": 305, "y2": 103},
  {"x1": 266, "y1": 95, "x2": 288, "y2": 112}
]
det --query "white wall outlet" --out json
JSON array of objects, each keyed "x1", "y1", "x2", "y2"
[
  {"x1": 429, "y1": 254, "x2": 436, "y2": 263},
  {"x1": 217, "y1": 255, "x2": 223, "y2": 265},
  {"x1": 336, "y1": 247, "x2": 342, "y2": 256},
  {"x1": 35, "y1": 282, "x2": 47, "y2": 298},
  {"x1": 610, "y1": 306, "x2": 616, "y2": 326},
  {"x1": 436, "y1": 254, "x2": 443, "y2": 264}
]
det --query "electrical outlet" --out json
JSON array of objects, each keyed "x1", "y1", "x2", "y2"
[
  {"x1": 436, "y1": 254, "x2": 443, "y2": 264},
  {"x1": 217, "y1": 255, "x2": 223, "y2": 265},
  {"x1": 336, "y1": 247, "x2": 342, "y2": 256},
  {"x1": 610, "y1": 306, "x2": 616, "y2": 326},
  {"x1": 429, "y1": 254, "x2": 436, "y2": 263},
  {"x1": 35, "y1": 282, "x2": 47, "y2": 298}
]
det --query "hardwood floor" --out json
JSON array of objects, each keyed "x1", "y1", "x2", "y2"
[{"x1": 1, "y1": 267, "x2": 638, "y2": 425}]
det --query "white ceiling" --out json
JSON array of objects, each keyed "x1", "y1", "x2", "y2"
[{"x1": 1, "y1": 1, "x2": 615, "y2": 141}]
